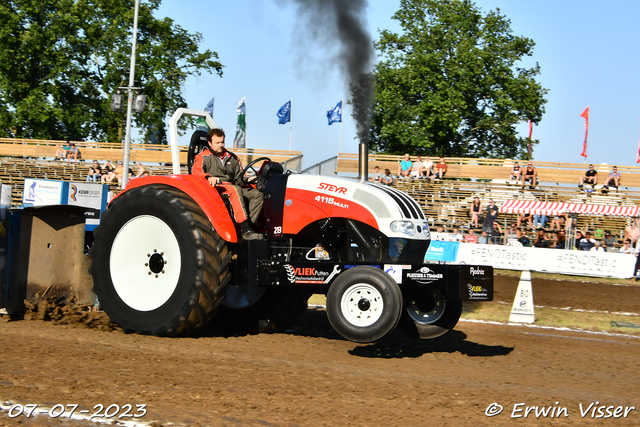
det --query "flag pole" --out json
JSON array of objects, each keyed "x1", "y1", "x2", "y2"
[
  {"x1": 289, "y1": 98, "x2": 292, "y2": 151},
  {"x1": 339, "y1": 98, "x2": 343, "y2": 154},
  {"x1": 245, "y1": 95, "x2": 247, "y2": 148}
]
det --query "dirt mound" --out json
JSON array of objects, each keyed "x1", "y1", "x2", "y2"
[{"x1": 22, "y1": 294, "x2": 119, "y2": 332}]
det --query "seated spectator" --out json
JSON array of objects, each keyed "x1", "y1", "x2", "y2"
[
  {"x1": 397, "y1": 154, "x2": 412, "y2": 179},
  {"x1": 517, "y1": 212, "x2": 533, "y2": 229},
  {"x1": 533, "y1": 213, "x2": 548, "y2": 229},
  {"x1": 134, "y1": 162, "x2": 145, "y2": 178},
  {"x1": 86, "y1": 160, "x2": 102, "y2": 182},
  {"x1": 433, "y1": 156, "x2": 447, "y2": 180},
  {"x1": 552, "y1": 229, "x2": 566, "y2": 249},
  {"x1": 619, "y1": 239, "x2": 634, "y2": 254},
  {"x1": 578, "y1": 164, "x2": 597, "y2": 188},
  {"x1": 489, "y1": 221, "x2": 503, "y2": 244},
  {"x1": 370, "y1": 166, "x2": 383, "y2": 183},
  {"x1": 431, "y1": 226, "x2": 447, "y2": 241},
  {"x1": 578, "y1": 231, "x2": 596, "y2": 251},
  {"x1": 422, "y1": 156, "x2": 434, "y2": 179},
  {"x1": 602, "y1": 166, "x2": 621, "y2": 191},
  {"x1": 382, "y1": 169, "x2": 394, "y2": 186},
  {"x1": 469, "y1": 197, "x2": 482, "y2": 229},
  {"x1": 115, "y1": 161, "x2": 124, "y2": 184},
  {"x1": 410, "y1": 156, "x2": 425, "y2": 179},
  {"x1": 478, "y1": 231, "x2": 489, "y2": 244},
  {"x1": 509, "y1": 161, "x2": 522, "y2": 181},
  {"x1": 54, "y1": 145, "x2": 67, "y2": 160},
  {"x1": 101, "y1": 160, "x2": 116, "y2": 183},
  {"x1": 602, "y1": 230, "x2": 617, "y2": 250},
  {"x1": 549, "y1": 214, "x2": 565, "y2": 231},
  {"x1": 590, "y1": 240, "x2": 606, "y2": 252},
  {"x1": 505, "y1": 223, "x2": 521, "y2": 244},
  {"x1": 448, "y1": 226, "x2": 464, "y2": 242},
  {"x1": 66, "y1": 143, "x2": 81, "y2": 162},
  {"x1": 521, "y1": 161, "x2": 538, "y2": 189},
  {"x1": 464, "y1": 228, "x2": 479, "y2": 244},
  {"x1": 533, "y1": 229, "x2": 549, "y2": 248}
]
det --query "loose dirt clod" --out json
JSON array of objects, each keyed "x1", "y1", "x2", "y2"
[{"x1": 23, "y1": 294, "x2": 119, "y2": 332}]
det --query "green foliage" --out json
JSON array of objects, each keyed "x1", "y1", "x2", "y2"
[
  {"x1": 0, "y1": 0, "x2": 223, "y2": 144},
  {"x1": 370, "y1": 0, "x2": 547, "y2": 158}
]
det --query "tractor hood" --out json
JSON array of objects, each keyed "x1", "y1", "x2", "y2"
[{"x1": 281, "y1": 174, "x2": 430, "y2": 240}]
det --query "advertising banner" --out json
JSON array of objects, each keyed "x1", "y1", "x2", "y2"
[
  {"x1": 23, "y1": 179, "x2": 64, "y2": 206},
  {"x1": 424, "y1": 240, "x2": 459, "y2": 262},
  {"x1": 454, "y1": 243, "x2": 635, "y2": 279}
]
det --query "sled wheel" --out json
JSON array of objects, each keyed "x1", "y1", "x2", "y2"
[
  {"x1": 398, "y1": 289, "x2": 462, "y2": 340},
  {"x1": 326, "y1": 266, "x2": 402, "y2": 343},
  {"x1": 91, "y1": 185, "x2": 231, "y2": 336}
]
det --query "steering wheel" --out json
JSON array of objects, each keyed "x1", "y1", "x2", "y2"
[{"x1": 241, "y1": 157, "x2": 271, "y2": 185}]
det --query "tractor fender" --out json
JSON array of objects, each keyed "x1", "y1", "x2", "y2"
[{"x1": 109, "y1": 175, "x2": 238, "y2": 243}]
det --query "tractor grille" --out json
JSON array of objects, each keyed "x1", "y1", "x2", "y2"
[{"x1": 371, "y1": 184, "x2": 425, "y2": 220}]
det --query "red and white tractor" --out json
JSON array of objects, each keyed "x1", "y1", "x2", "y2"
[{"x1": 91, "y1": 109, "x2": 493, "y2": 343}]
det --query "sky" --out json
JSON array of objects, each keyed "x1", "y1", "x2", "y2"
[{"x1": 151, "y1": 0, "x2": 640, "y2": 170}]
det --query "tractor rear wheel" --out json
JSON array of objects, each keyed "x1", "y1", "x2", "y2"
[
  {"x1": 91, "y1": 185, "x2": 230, "y2": 336},
  {"x1": 398, "y1": 289, "x2": 462, "y2": 339},
  {"x1": 326, "y1": 266, "x2": 402, "y2": 343}
]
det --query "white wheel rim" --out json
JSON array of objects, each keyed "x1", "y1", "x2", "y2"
[
  {"x1": 406, "y1": 290, "x2": 446, "y2": 324},
  {"x1": 109, "y1": 215, "x2": 182, "y2": 311},
  {"x1": 340, "y1": 283, "x2": 384, "y2": 327}
]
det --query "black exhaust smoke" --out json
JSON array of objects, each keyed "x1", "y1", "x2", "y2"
[{"x1": 281, "y1": 0, "x2": 375, "y2": 181}]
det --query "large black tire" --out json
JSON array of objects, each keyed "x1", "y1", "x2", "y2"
[
  {"x1": 398, "y1": 289, "x2": 462, "y2": 340},
  {"x1": 326, "y1": 266, "x2": 403, "y2": 343},
  {"x1": 91, "y1": 185, "x2": 231, "y2": 336}
]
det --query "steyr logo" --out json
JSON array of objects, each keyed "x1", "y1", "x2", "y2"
[{"x1": 318, "y1": 182, "x2": 347, "y2": 194}]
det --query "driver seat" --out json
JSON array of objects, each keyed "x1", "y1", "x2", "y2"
[
  {"x1": 187, "y1": 130, "x2": 209, "y2": 174},
  {"x1": 255, "y1": 161, "x2": 284, "y2": 192}
]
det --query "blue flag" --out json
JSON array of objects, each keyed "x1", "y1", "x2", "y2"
[
  {"x1": 277, "y1": 100, "x2": 291, "y2": 124},
  {"x1": 327, "y1": 100, "x2": 342, "y2": 125},
  {"x1": 205, "y1": 97, "x2": 214, "y2": 116}
]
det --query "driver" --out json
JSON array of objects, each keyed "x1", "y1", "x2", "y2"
[{"x1": 192, "y1": 128, "x2": 263, "y2": 240}]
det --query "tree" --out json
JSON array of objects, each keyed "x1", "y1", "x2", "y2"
[
  {"x1": 0, "y1": 0, "x2": 223, "y2": 144},
  {"x1": 370, "y1": 0, "x2": 548, "y2": 158}
]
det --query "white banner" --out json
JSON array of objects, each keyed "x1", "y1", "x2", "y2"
[{"x1": 454, "y1": 243, "x2": 635, "y2": 279}]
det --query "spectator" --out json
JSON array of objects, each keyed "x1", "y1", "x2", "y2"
[
  {"x1": 489, "y1": 221, "x2": 503, "y2": 244},
  {"x1": 509, "y1": 161, "x2": 522, "y2": 181},
  {"x1": 521, "y1": 161, "x2": 538, "y2": 189},
  {"x1": 101, "y1": 160, "x2": 116, "y2": 183},
  {"x1": 578, "y1": 231, "x2": 596, "y2": 251},
  {"x1": 54, "y1": 145, "x2": 67, "y2": 160},
  {"x1": 517, "y1": 212, "x2": 533, "y2": 229},
  {"x1": 620, "y1": 239, "x2": 633, "y2": 254},
  {"x1": 590, "y1": 241, "x2": 606, "y2": 252},
  {"x1": 370, "y1": 166, "x2": 383, "y2": 183},
  {"x1": 422, "y1": 156, "x2": 434, "y2": 179},
  {"x1": 574, "y1": 230, "x2": 585, "y2": 249},
  {"x1": 134, "y1": 162, "x2": 146, "y2": 178},
  {"x1": 533, "y1": 213, "x2": 548, "y2": 229},
  {"x1": 449, "y1": 226, "x2": 464, "y2": 242},
  {"x1": 382, "y1": 169, "x2": 394, "y2": 186},
  {"x1": 602, "y1": 166, "x2": 621, "y2": 191},
  {"x1": 481, "y1": 199, "x2": 498, "y2": 233},
  {"x1": 533, "y1": 229, "x2": 549, "y2": 248},
  {"x1": 115, "y1": 161, "x2": 124, "y2": 184},
  {"x1": 432, "y1": 226, "x2": 447, "y2": 241},
  {"x1": 478, "y1": 231, "x2": 489, "y2": 244},
  {"x1": 433, "y1": 156, "x2": 447, "y2": 180},
  {"x1": 66, "y1": 143, "x2": 81, "y2": 162},
  {"x1": 624, "y1": 219, "x2": 640, "y2": 245},
  {"x1": 410, "y1": 156, "x2": 425, "y2": 179},
  {"x1": 505, "y1": 223, "x2": 521, "y2": 244},
  {"x1": 86, "y1": 160, "x2": 102, "y2": 182},
  {"x1": 464, "y1": 228, "x2": 479, "y2": 243},
  {"x1": 550, "y1": 214, "x2": 565, "y2": 231},
  {"x1": 578, "y1": 164, "x2": 598, "y2": 188},
  {"x1": 469, "y1": 196, "x2": 482, "y2": 229},
  {"x1": 397, "y1": 154, "x2": 412, "y2": 179},
  {"x1": 552, "y1": 229, "x2": 566, "y2": 249},
  {"x1": 632, "y1": 244, "x2": 640, "y2": 283},
  {"x1": 602, "y1": 230, "x2": 617, "y2": 250}
]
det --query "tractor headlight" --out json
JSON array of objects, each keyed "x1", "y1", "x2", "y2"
[
  {"x1": 423, "y1": 222, "x2": 431, "y2": 238},
  {"x1": 390, "y1": 220, "x2": 416, "y2": 236}
]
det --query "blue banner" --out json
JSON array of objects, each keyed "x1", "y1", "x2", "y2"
[
  {"x1": 327, "y1": 100, "x2": 342, "y2": 125},
  {"x1": 277, "y1": 100, "x2": 291, "y2": 124},
  {"x1": 424, "y1": 240, "x2": 459, "y2": 262}
]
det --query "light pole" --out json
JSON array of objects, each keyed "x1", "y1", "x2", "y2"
[{"x1": 121, "y1": 0, "x2": 140, "y2": 189}]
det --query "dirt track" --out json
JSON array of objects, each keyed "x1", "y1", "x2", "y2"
[{"x1": 1, "y1": 275, "x2": 639, "y2": 426}]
